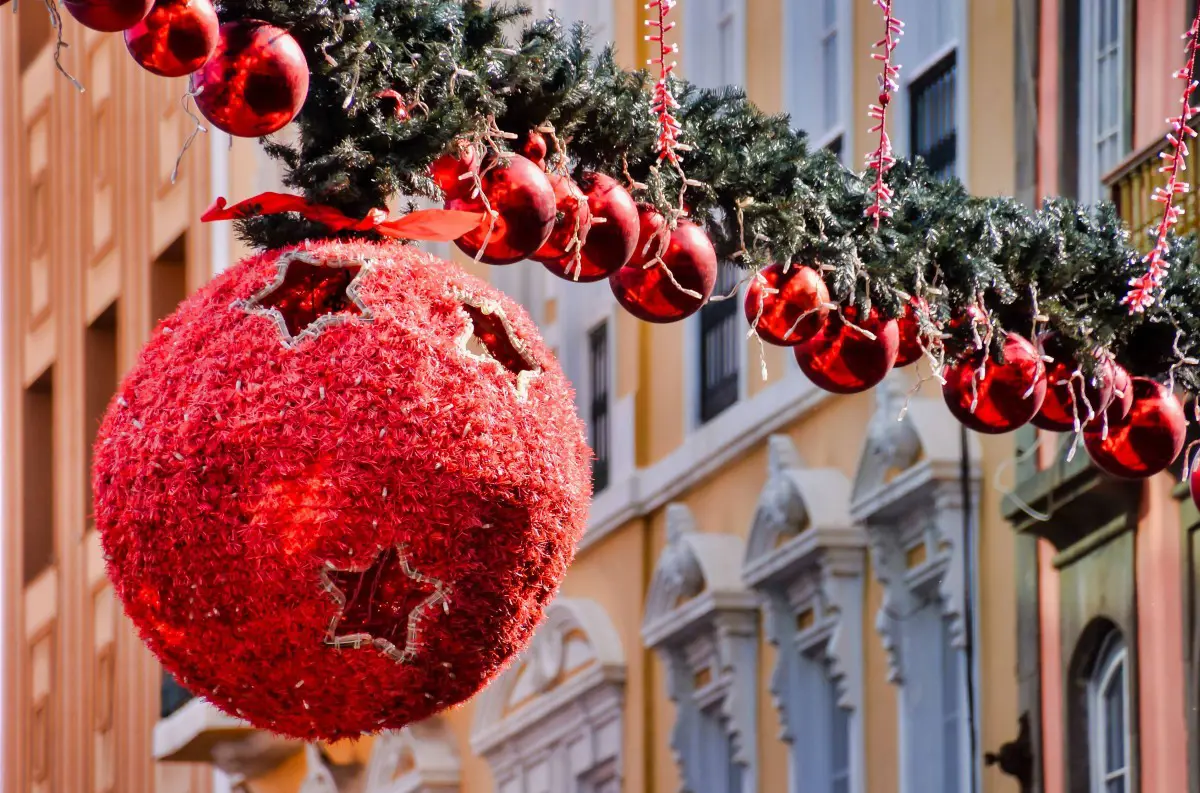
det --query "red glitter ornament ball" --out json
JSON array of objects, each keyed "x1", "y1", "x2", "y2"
[
  {"x1": 943, "y1": 333, "x2": 1047, "y2": 435},
  {"x1": 63, "y1": 0, "x2": 153, "y2": 32},
  {"x1": 1084, "y1": 378, "x2": 1186, "y2": 479},
  {"x1": 743, "y1": 263, "x2": 830, "y2": 346},
  {"x1": 531, "y1": 174, "x2": 593, "y2": 268},
  {"x1": 1031, "y1": 350, "x2": 1115, "y2": 433},
  {"x1": 794, "y1": 306, "x2": 900, "y2": 394},
  {"x1": 895, "y1": 297, "x2": 932, "y2": 368},
  {"x1": 93, "y1": 240, "x2": 591, "y2": 740},
  {"x1": 609, "y1": 210, "x2": 718, "y2": 324},
  {"x1": 124, "y1": 0, "x2": 219, "y2": 78},
  {"x1": 193, "y1": 21, "x2": 310, "y2": 138},
  {"x1": 542, "y1": 173, "x2": 640, "y2": 283},
  {"x1": 450, "y1": 154, "x2": 556, "y2": 265}
]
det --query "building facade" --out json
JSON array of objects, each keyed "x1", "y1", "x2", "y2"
[
  {"x1": 1011, "y1": 2, "x2": 1200, "y2": 793},
  {"x1": 1, "y1": 1, "x2": 1029, "y2": 792}
]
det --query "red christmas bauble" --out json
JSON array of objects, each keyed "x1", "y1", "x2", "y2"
[
  {"x1": 1031, "y1": 352, "x2": 1115, "y2": 433},
  {"x1": 93, "y1": 240, "x2": 591, "y2": 740},
  {"x1": 1084, "y1": 378, "x2": 1186, "y2": 479},
  {"x1": 1098, "y1": 364, "x2": 1135, "y2": 429},
  {"x1": 431, "y1": 145, "x2": 479, "y2": 202},
  {"x1": 520, "y1": 131, "x2": 548, "y2": 168},
  {"x1": 609, "y1": 211, "x2": 718, "y2": 323},
  {"x1": 450, "y1": 155, "x2": 557, "y2": 265},
  {"x1": 124, "y1": 0, "x2": 219, "y2": 78},
  {"x1": 542, "y1": 173, "x2": 640, "y2": 283},
  {"x1": 63, "y1": 0, "x2": 153, "y2": 32},
  {"x1": 743, "y1": 263, "x2": 830, "y2": 346},
  {"x1": 1190, "y1": 453, "x2": 1200, "y2": 511},
  {"x1": 193, "y1": 21, "x2": 310, "y2": 138},
  {"x1": 794, "y1": 306, "x2": 900, "y2": 394},
  {"x1": 895, "y1": 297, "x2": 931, "y2": 368},
  {"x1": 943, "y1": 333, "x2": 1047, "y2": 435},
  {"x1": 531, "y1": 174, "x2": 593, "y2": 267}
]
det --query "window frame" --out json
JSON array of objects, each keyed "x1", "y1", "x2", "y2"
[
  {"x1": 908, "y1": 51, "x2": 959, "y2": 181},
  {"x1": 1076, "y1": 0, "x2": 1132, "y2": 204},
  {"x1": 782, "y1": 0, "x2": 851, "y2": 160},
  {"x1": 1089, "y1": 634, "x2": 1131, "y2": 793}
]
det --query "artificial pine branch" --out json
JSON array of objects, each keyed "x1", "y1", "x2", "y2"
[{"x1": 217, "y1": 0, "x2": 1200, "y2": 390}]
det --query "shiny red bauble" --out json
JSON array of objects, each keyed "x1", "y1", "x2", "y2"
[
  {"x1": 520, "y1": 131, "x2": 548, "y2": 167},
  {"x1": 63, "y1": 0, "x2": 153, "y2": 32},
  {"x1": 543, "y1": 173, "x2": 640, "y2": 283},
  {"x1": 449, "y1": 154, "x2": 557, "y2": 265},
  {"x1": 431, "y1": 145, "x2": 479, "y2": 202},
  {"x1": 124, "y1": 0, "x2": 219, "y2": 78},
  {"x1": 1031, "y1": 353, "x2": 1115, "y2": 433},
  {"x1": 943, "y1": 333, "x2": 1047, "y2": 435},
  {"x1": 1098, "y1": 364, "x2": 1135, "y2": 429},
  {"x1": 193, "y1": 21, "x2": 310, "y2": 138},
  {"x1": 794, "y1": 306, "x2": 900, "y2": 394},
  {"x1": 743, "y1": 263, "x2": 830, "y2": 346},
  {"x1": 1190, "y1": 453, "x2": 1200, "y2": 511},
  {"x1": 1084, "y1": 379, "x2": 1186, "y2": 479},
  {"x1": 609, "y1": 211, "x2": 718, "y2": 323},
  {"x1": 531, "y1": 174, "x2": 593, "y2": 268},
  {"x1": 895, "y1": 298, "x2": 931, "y2": 368}
]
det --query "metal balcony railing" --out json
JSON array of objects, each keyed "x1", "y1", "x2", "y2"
[{"x1": 1105, "y1": 136, "x2": 1200, "y2": 252}]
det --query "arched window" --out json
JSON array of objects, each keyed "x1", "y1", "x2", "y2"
[{"x1": 1089, "y1": 634, "x2": 1131, "y2": 793}]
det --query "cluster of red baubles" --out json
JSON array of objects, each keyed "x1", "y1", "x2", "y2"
[
  {"x1": 432, "y1": 139, "x2": 1189, "y2": 481},
  {"x1": 433, "y1": 134, "x2": 719, "y2": 318},
  {"x1": 49, "y1": 0, "x2": 309, "y2": 138}
]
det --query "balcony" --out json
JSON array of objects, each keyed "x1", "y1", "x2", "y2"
[{"x1": 1105, "y1": 135, "x2": 1200, "y2": 252}]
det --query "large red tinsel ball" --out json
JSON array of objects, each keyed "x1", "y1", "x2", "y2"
[
  {"x1": 542, "y1": 173, "x2": 640, "y2": 283},
  {"x1": 1031, "y1": 348, "x2": 1115, "y2": 433},
  {"x1": 1084, "y1": 378, "x2": 1186, "y2": 479},
  {"x1": 794, "y1": 306, "x2": 899, "y2": 394},
  {"x1": 531, "y1": 174, "x2": 593, "y2": 267},
  {"x1": 63, "y1": 0, "x2": 153, "y2": 32},
  {"x1": 124, "y1": 0, "x2": 219, "y2": 78},
  {"x1": 943, "y1": 333, "x2": 1047, "y2": 435},
  {"x1": 193, "y1": 21, "x2": 310, "y2": 138},
  {"x1": 449, "y1": 155, "x2": 557, "y2": 265},
  {"x1": 743, "y1": 263, "x2": 830, "y2": 346},
  {"x1": 93, "y1": 240, "x2": 591, "y2": 740},
  {"x1": 609, "y1": 211, "x2": 718, "y2": 323}
]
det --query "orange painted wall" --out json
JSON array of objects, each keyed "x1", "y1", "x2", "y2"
[{"x1": 1038, "y1": 539, "x2": 1064, "y2": 793}]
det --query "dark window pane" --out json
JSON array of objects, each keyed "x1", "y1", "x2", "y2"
[
  {"x1": 160, "y1": 672, "x2": 195, "y2": 719},
  {"x1": 699, "y1": 262, "x2": 741, "y2": 423},
  {"x1": 588, "y1": 322, "x2": 611, "y2": 493},
  {"x1": 910, "y1": 53, "x2": 957, "y2": 180}
]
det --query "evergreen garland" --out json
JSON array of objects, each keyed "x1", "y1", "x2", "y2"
[{"x1": 215, "y1": 0, "x2": 1200, "y2": 391}]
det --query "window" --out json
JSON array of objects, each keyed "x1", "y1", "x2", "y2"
[
  {"x1": 472, "y1": 599, "x2": 626, "y2": 793},
  {"x1": 700, "y1": 263, "x2": 741, "y2": 423},
  {"x1": 784, "y1": 0, "x2": 846, "y2": 157},
  {"x1": 742, "y1": 436, "x2": 866, "y2": 793},
  {"x1": 1089, "y1": 634, "x2": 1130, "y2": 793},
  {"x1": 850, "y1": 380, "x2": 975, "y2": 793},
  {"x1": 910, "y1": 53, "x2": 958, "y2": 180},
  {"x1": 687, "y1": 0, "x2": 745, "y2": 89},
  {"x1": 160, "y1": 672, "x2": 195, "y2": 719},
  {"x1": 644, "y1": 505, "x2": 759, "y2": 793},
  {"x1": 1078, "y1": 0, "x2": 1128, "y2": 203},
  {"x1": 589, "y1": 322, "x2": 611, "y2": 492}
]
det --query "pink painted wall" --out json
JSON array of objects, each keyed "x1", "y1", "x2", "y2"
[
  {"x1": 1133, "y1": 0, "x2": 1189, "y2": 151},
  {"x1": 1039, "y1": 538, "x2": 1064, "y2": 793},
  {"x1": 1136, "y1": 478, "x2": 1188, "y2": 793}
]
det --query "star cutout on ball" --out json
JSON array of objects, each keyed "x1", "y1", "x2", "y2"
[
  {"x1": 319, "y1": 545, "x2": 451, "y2": 664},
  {"x1": 234, "y1": 251, "x2": 374, "y2": 347}
]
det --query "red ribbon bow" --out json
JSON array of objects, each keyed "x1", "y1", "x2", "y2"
[{"x1": 201, "y1": 192, "x2": 483, "y2": 243}]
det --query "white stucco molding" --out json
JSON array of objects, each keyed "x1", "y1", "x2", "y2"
[
  {"x1": 365, "y1": 719, "x2": 461, "y2": 793},
  {"x1": 642, "y1": 504, "x2": 760, "y2": 793},
  {"x1": 849, "y1": 374, "x2": 981, "y2": 683},
  {"x1": 742, "y1": 435, "x2": 867, "y2": 722},
  {"x1": 470, "y1": 598, "x2": 626, "y2": 790}
]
